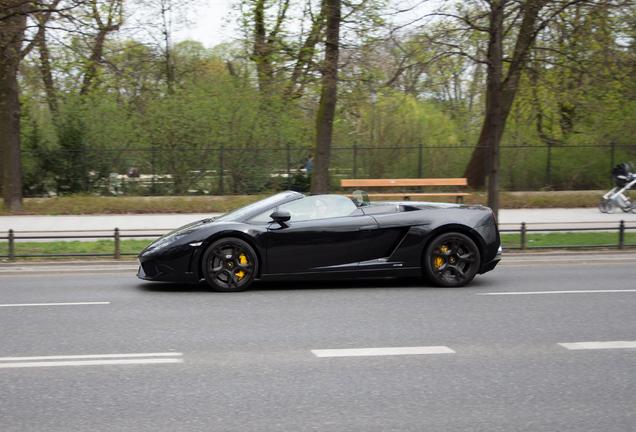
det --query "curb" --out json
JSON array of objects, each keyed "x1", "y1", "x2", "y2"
[{"x1": 2, "y1": 250, "x2": 636, "y2": 270}]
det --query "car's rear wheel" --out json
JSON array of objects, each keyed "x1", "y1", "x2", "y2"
[
  {"x1": 423, "y1": 232, "x2": 481, "y2": 287},
  {"x1": 202, "y1": 238, "x2": 258, "y2": 292}
]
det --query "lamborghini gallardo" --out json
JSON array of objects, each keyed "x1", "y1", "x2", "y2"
[{"x1": 138, "y1": 191, "x2": 501, "y2": 291}]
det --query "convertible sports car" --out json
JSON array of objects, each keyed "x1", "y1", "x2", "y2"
[{"x1": 138, "y1": 191, "x2": 501, "y2": 291}]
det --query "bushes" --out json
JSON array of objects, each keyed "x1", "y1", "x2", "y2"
[{"x1": 19, "y1": 60, "x2": 635, "y2": 196}]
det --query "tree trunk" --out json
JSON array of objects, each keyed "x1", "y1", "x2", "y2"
[
  {"x1": 80, "y1": 29, "x2": 108, "y2": 95},
  {"x1": 252, "y1": 0, "x2": 274, "y2": 94},
  {"x1": 0, "y1": 2, "x2": 27, "y2": 211},
  {"x1": 36, "y1": 25, "x2": 59, "y2": 118},
  {"x1": 284, "y1": 6, "x2": 325, "y2": 99},
  {"x1": 311, "y1": 0, "x2": 341, "y2": 194},
  {"x1": 161, "y1": 0, "x2": 175, "y2": 94},
  {"x1": 81, "y1": 0, "x2": 123, "y2": 96}
]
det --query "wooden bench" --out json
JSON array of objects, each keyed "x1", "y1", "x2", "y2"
[{"x1": 340, "y1": 178, "x2": 470, "y2": 203}]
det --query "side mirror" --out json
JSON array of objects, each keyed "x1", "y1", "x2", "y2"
[{"x1": 270, "y1": 210, "x2": 291, "y2": 227}]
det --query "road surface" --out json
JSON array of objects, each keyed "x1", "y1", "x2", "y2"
[{"x1": 1, "y1": 254, "x2": 635, "y2": 431}]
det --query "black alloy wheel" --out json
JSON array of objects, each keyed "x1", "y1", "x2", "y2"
[
  {"x1": 423, "y1": 232, "x2": 481, "y2": 287},
  {"x1": 202, "y1": 238, "x2": 258, "y2": 292}
]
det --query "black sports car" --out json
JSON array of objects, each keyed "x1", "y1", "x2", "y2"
[{"x1": 138, "y1": 191, "x2": 501, "y2": 291}]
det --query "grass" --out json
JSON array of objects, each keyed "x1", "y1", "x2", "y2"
[
  {"x1": 0, "y1": 239, "x2": 151, "y2": 258},
  {"x1": 0, "y1": 190, "x2": 624, "y2": 215},
  {"x1": 1, "y1": 232, "x2": 635, "y2": 260},
  {"x1": 501, "y1": 232, "x2": 636, "y2": 249}
]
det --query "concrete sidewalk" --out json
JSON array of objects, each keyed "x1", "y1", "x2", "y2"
[{"x1": 1, "y1": 207, "x2": 635, "y2": 234}]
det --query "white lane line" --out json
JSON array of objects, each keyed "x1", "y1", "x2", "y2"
[
  {"x1": 0, "y1": 358, "x2": 183, "y2": 369},
  {"x1": 0, "y1": 301, "x2": 111, "y2": 308},
  {"x1": 0, "y1": 352, "x2": 183, "y2": 369},
  {"x1": 0, "y1": 352, "x2": 182, "y2": 361},
  {"x1": 311, "y1": 346, "x2": 455, "y2": 358},
  {"x1": 477, "y1": 290, "x2": 636, "y2": 296},
  {"x1": 559, "y1": 341, "x2": 636, "y2": 350}
]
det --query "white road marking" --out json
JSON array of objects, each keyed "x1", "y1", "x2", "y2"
[
  {"x1": 0, "y1": 301, "x2": 111, "y2": 308},
  {"x1": 559, "y1": 341, "x2": 636, "y2": 350},
  {"x1": 311, "y1": 346, "x2": 455, "y2": 358},
  {"x1": 477, "y1": 290, "x2": 636, "y2": 296},
  {"x1": 0, "y1": 352, "x2": 183, "y2": 369},
  {"x1": 0, "y1": 358, "x2": 183, "y2": 369},
  {"x1": 0, "y1": 352, "x2": 182, "y2": 361}
]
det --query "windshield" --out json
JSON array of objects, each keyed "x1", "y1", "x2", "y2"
[{"x1": 215, "y1": 191, "x2": 304, "y2": 222}]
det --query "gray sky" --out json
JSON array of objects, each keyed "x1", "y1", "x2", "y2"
[
  {"x1": 172, "y1": 0, "x2": 440, "y2": 48},
  {"x1": 174, "y1": 0, "x2": 239, "y2": 47}
]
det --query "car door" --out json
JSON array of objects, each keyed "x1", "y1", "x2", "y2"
[
  {"x1": 264, "y1": 215, "x2": 382, "y2": 274},
  {"x1": 260, "y1": 196, "x2": 389, "y2": 275}
]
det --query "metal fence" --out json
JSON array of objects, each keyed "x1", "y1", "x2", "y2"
[
  {"x1": 21, "y1": 143, "x2": 636, "y2": 196},
  {"x1": 500, "y1": 221, "x2": 635, "y2": 250},
  {"x1": 1, "y1": 222, "x2": 635, "y2": 260}
]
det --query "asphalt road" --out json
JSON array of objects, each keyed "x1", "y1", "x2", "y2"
[{"x1": 1, "y1": 256, "x2": 635, "y2": 432}]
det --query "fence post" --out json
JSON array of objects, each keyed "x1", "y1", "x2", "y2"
[
  {"x1": 114, "y1": 228, "x2": 121, "y2": 259},
  {"x1": 417, "y1": 144, "x2": 423, "y2": 178},
  {"x1": 610, "y1": 141, "x2": 616, "y2": 176},
  {"x1": 618, "y1": 220, "x2": 625, "y2": 250},
  {"x1": 545, "y1": 144, "x2": 552, "y2": 187},
  {"x1": 286, "y1": 144, "x2": 291, "y2": 184},
  {"x1": 151, "y1": 147, "x2": 157, "y2": 195},
  {"x1": 352, "y1": 144, "x2": 358, "y2": 178},
  {"x1": 8, "y1": 229, "x2": 15, "y2": 261},
  {"x1": 520, "y1": 222, "x2": 527, "y2": 250},
  {"x1": 218, "y1": 145, "x2": 225, "y2": 195}
]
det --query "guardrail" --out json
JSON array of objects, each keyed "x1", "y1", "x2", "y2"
[
  {"x1": 0, "y1": 221, "x2": 634, "y2": 260},
  {"x1": 501, "y1": 220, "x2": 635, "y2": 250},
  {"x1": 0, "y1": 229, "x2": 163, "y2": 260}
]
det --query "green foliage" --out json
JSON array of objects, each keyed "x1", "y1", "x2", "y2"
[
  {"x1": 337, "y1": 91, "x2": 465, "y2": 179},
  {"x1": 15, "y1": 0, "x2": 636, "y2": 197}
]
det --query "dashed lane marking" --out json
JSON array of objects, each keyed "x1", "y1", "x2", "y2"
[
  {"x1": 477, "y1": 290, "x2": 636, "y2": 296},
  {"x1": 0, "y1": 352, "x2": 183, "y2": 369},
  {"x1": 559, "y1": 341, "x2": 636, "y2": 350},
  {"x1": 311, "y1": 346, "x2": 455, "y2": 358},
  {"x1": 0, "y1": 301, "x2": 110, "y2": 307}
]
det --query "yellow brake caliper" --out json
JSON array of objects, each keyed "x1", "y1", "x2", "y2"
[
  {"x1": 235, "y1": 253, "x2": 248, "y2": 281},
  {"x1": 434, "y1": 245, "x2": 448, "y2": 270}
]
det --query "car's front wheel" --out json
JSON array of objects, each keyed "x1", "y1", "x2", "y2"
[
  {"x1": 202, "y1": 237, "x2": 258, "y2": 292},
  {"x1": 423, "y1": 232, "x2": 481, "y2": 287}
]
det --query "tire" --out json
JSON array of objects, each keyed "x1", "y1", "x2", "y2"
[
  {"x1": 598, "y1": 199, "x2": 614, "y2": 213},
  {"x1": 423, "y1": 232, "x2": 481, "y2": 288},
  {"x1": 202, "y1": 237, "x2": 258, "y2": 292}
]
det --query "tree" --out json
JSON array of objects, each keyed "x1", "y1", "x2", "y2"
[
  {"x1": 32, "y1": 0, "x2": 62, "y2": 119},
  {"x1": 80, "y1": 0, "x2": 123, "y2": 95},
  {"x1": 241, "y1": 0, "x2": 327, "y2": 97},
  {"x1": 133, "y1": 0, "x2": 198, "y2": 93},
  {"x1": 0, "y1": 0, "x2": 28, "y2": 210},
  {"x1": 311, "y1": 0, "x2": 341, "y2": 193},
  {"x1": 463, "y1": 0, "x2": 552, "y2": 217},
  {"x1": 414, "y1": 0, "x2": 620, "y2": 216}
]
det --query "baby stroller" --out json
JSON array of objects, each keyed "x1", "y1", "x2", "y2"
[{"x1": 599, "y1": 162, "x2": 636, "y2": 213}]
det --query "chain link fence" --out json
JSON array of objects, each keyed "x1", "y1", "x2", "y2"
[{"x1": 21, "y1": 143, "x2": 636, "y2": 196}]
